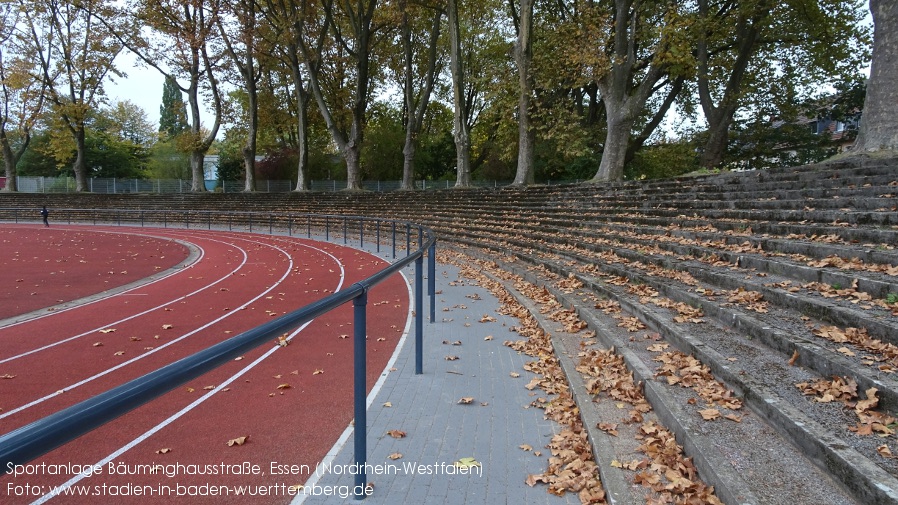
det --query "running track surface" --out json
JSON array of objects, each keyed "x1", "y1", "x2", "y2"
[{"x1": 0, "y1": 224, "x2": 411, "y2": 504}]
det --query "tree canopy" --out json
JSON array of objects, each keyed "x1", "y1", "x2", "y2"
[{"x1": 4, "y1": 0, "x2": 885, "y2": 191}]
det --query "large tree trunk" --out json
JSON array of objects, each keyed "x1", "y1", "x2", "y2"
[
  {"x1": 594, "y1": 112, "x2": 633, "y2": 182},
  {"x1": 242, "y1": 76, "x2": 258, "y2": 192},
  {"x1": 511, "y1": 0, "x2": 535, "y2": 186},
  {"x1": 853, "y1": 0, "x2": 898, "y2": 152},
  {"x1": 0, "y1": 131, "x2": 27, "y2": 192},
  {"x1": 448, "y1": 0, "x2": 472, "y2": 187},
  {"x1": 401, "y1": 126, "x2": 417, "y2": 190},
  {"x1": 294, "y1": 91, "x2": 311, "y2": 191},
  {"x1": 73, "y1": 128, "x2": 88, "y2": 192},
  {"x1": 190, "y1": 151, "x2": 206, "y2": 191}
]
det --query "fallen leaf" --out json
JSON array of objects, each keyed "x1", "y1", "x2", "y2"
[
  {"x1": 383, "y1": 402, "x2": 392, "y2": 408},
  {"x1": 455, "y1": 457, "x2": 480, "y2": 468},
  {"x1": 458, "y1": 397, "x2": 475, "y2": 404},
  {"x1": 484, "y1": 335, "x2": 494, "y2": 341},
  {"x1": 386, "y1": 430, "x2": 406, "y2": 438},
  {"x1": 388, "y1": 453, "x2": 403, "y2": 460},
  {"x1": 510, "y1": 372, "x2": 521, "y2": 378},
  {"x1": 520, "y1": 444, "x2": 533, "y2": 451},
  {"x1": 445, "y1": 355, "x2": 459, "y2": 361},
  {"x1": 699, "y1": 408, "x2": 721, "y2": 421},
  {"x1": 788, "y1": 349, "x2": 799, "y2": 366},
  {"x1": 277, "y1": 383, "x2": 291, "y2": 390},
  {"x1": 313, "y1": 369, "x2": 324, "y2": 375},
  {"x1": 155, "y1": 448, "x2": 172, "y2": 454},
  {"x1": 162, "y1": 324, "x2": 173, "y2": 330},
  {"x1": 99, "y1": 328, "x2": 116, "y2": 334},
  {"x1": 227, "y1": 436, "x2": 248, "y2": 447}
]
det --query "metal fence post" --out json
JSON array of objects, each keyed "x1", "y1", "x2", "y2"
[
  {"x1": 376, "y1": 221, "x2": 380, "y2": 253},
  {"x1": 391, "y1": 222, "x2": 396, "y2": 259},
  {"x1": 415, "y1": 255, "x2": 423, "y2": 375},
  {"x1": 429, "y1": 242, "x2": 436, "y2": 323},
  {"x1": 325, "y1": 216, "x2": 330, "y2": 241},
  {"x1": 343, "y1": 216, "x2": 347, "y2": 245},
  {"x1": 353, "y1": 289, "x2": 369, "y2": 498},
  {"x1": 359, "y1": 218, "x2": 364, "y2": 248}
]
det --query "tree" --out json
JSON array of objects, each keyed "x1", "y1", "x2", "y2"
[
  {"x1": 447, "y1": 0, "x2": 472, "y2": 187},
  {"x1": 1, "y1": 2, "x2": 46, "y2": 192},
  {"x1": 591, "y1": 0, "x2": 693, "y2": 183},
  {"x1": 696, "y1": 0, "x2": 869, "y2": 169},
  {"x1": 298, "y1": 0, "x2": 381, "y2": 190},
  {"x1": 395, "y1": 0, "x2": 441, "y2": 190},
  {"x1": 508, "y1": 0, "x2": 535, "y2": 185},
  {"x1": 21, "y1": 0, "x2": 124, "y2": 192},
  {"x1": 159, "y1": 75, "x2": 189, "y2": 138},
  {"x1": 852, "y1": 0, "x2": 898, "y2": 153},
  {"x1": 114, "y1": 0, "x2": 225, "y2": 192},
  {"x1": 219, "y1": 0, "x2": 262, "y2": 192}
]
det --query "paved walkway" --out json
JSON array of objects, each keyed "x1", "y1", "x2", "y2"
[{"x1": 295, "y1": 254, "x2": 579, "y2": 505}]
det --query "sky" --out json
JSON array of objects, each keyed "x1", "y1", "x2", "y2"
[{"x1": 106, "y1": 52, "x2": 165, "y2": 129}]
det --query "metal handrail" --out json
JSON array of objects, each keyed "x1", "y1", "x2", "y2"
[{"x1": 0, "y1": 209, "x2": 436, "y2": 499}]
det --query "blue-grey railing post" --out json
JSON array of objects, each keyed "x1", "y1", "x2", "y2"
[
  {"x1": 359, "y1": 218, "x2": 364, "y2": 248},
  {"x1": 288, "y1": 216, "x2": 293, "y2": 236},
  {"x1": 376, "y1": 221, "x2": 380, "y2": 253},
  {"x1": 325, "y1": 216, "x2": 330, "y2": 241},
  {"x1": 185, "y1": 212, "x2": 189, "y2": 229},
  {"x1": 208, "y1": 213, "x2": 212, "y2": 230},
  {"x1": 269, "y1": 214, "x2": 273, "y2": 235},
  {"x1": 415, "y1": 255, "x2": 423, "y2": 375},
  {"x1": 117, "y1": 212, "x2": 121, "y2": 226},
  {"x1": 428, "y1": 242, "x2": 436, "y2": 323},
  {"x1": 249, "y1": 214, "x2": 253, "y2": 233},
  {"x1": 406, "y1": 223, "x2": 411, "y2": 254},
  {"x1": 140, "y1": 211, "x2": 144, "y2": 227},
  {"x1": 391, "y1": 222, "x2": 396, "y2": 258},
  {"x1": 343, "y1": 216, "x2": 347, "y2": 245},
  {"x1": 353, "y1": 289, "x2": 369, "y2": 498},
  {"x1": 307, "y1": 215, "x2": 311, "y2": 238},
  {"x1": 228, "y1": 214, "x2": 232, "y2": 231}
]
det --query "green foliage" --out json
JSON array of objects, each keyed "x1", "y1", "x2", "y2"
[
  {"x1": 159, "y1": 76, "x2": 189, "y2": 139},
  {"x1": 214, "y1": 131, "x2": 245, "y2": 182},
  {"x1": 624, "y1": 139, "x2": 701, "y2": 180},
  {"x1": 146, "y1": 140, "x2": 190, "y2": 180},
  {"x1": 886, "y1": 293, "x2": 898, "y2": 305}
]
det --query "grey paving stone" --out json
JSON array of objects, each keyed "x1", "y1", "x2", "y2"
[{"x1": 294, "y1": 257, "x2": 580, "y2": 505}]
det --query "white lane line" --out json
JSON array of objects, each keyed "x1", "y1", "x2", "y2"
[
  {"x1": 0, "y1": 237, "x2": 344, "y2": 420},
  {"x1": 33, "y1": 239, "x2": 350, "y2": 505}
]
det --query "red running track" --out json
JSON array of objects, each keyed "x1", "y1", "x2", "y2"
[{"x1": 0, "y1": 224, "x2": 411, "y2": 504}]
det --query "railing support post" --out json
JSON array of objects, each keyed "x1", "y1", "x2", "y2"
[
  {"x1": 391, "y1": 222, "x2": 396, "y2": 259},
  {"x1": 415, "y1": 255, "x2": 424, "y2": 375},
  {"x1": 429, "y1": 243, "x2": 436, "y2": 323},
  {"x1": 353, "y1": 289, "x2": 369, "y2": 498}
]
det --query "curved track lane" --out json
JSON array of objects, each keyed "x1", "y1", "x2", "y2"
[{"x1": 0, "y1": 225, "x2": 411, "y2": 504}]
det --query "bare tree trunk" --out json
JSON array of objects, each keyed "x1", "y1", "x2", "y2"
[
  {"x1": 510, "y1": 0, "x2": 535, "y2": 186},
  {"x1": 0, "y1": 131, "x2": 27, "y2": 192},
  {"x1": 242, "y1": 75, "x2": 258, "y2": 192},
  {"x1": 594, "y1": 112, "x2": 632, "y2": 182},
  {"x1": 294, "y1": 88, "x2": 311, "y2": 191},
  {"x1": 853, "y1": 0, "x2": 898, "y2": 153},
  {"x1": 448, "y1": 0, "x2": 472, "y2": 187},
  {"x1": 72, "y1": 127, "x2": 88, "y2": 192}
]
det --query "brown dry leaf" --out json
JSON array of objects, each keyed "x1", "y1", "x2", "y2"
[
  {"x1": 113, "y1": 351, "x2": 125, "y2": 356},
  {"x1": 788, "y1": 349, "x2": 799, "y2": 366},
  {"x1": 479, "y1": 314, "x2": 497, "y2": 323},
  {"x1": 484, "y1": 335, "x2": 494, "y2": 341},
  {"x1": 597, "y1": 423, "x2": 619, "y2": 436},
  {"x1": 445, "y1": 355, "x2": 459, "y2": 361},
  {"x1": 0, "y1": 374, "x2": 16, "y2": 379},
  {"x1": 277, "y1": 335, "x2": 290, "y2": 347},
  {"x1": 99, "y1": 328, "x2": 116, "y2": 334},
  {"x1": 699, "y1": 408, "x2": 721, "y2": 421},
  {"x1": 520, "y1": 444, "x2": 533, "y2": 451},
  {"x1": 93, "y1": 342, "x2": 103, "y2": 347},
  {"x1": 386, "y1": 430, "x2": 406, "y2": 438},
  {"x1": 458, "y1": 397, "x2": 475, "y2": 404},
  {"x1": 383, "y1": 402, "x2": 393, "y2": 408},
  {"x1": 156, "y1": 448, "x2": 172, "y2": 454},
  {"x1": 724, "y1": 414, "x2": 743, "y2": 423},
  {"x1": 878, "y1": 445, "x2": 894, "y2": 458},
  {"x1": 185, "y1": 387, "x2": 195, "y2": 393},
  {"x1": 227, "y1": 436, "x2": 248, "y2": 447},
  {"x1": 162, "y1": 324, "x2": 173, "y2": 330},
  {"x1": 277, "y1": 383, "x2": 291, "y2": 390},
  {"x1": 388, "y1": 453, "x2": 403, "y2": 460},
  {"x1": 203, "y1": 385, "x2": 215, "y2": 390},
  {"x1": 510, "y1": 372, "x2": 521, "y2": 378},
  {"x1": 313, "y1": 369, "x2": 324, "y2": 375}
]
